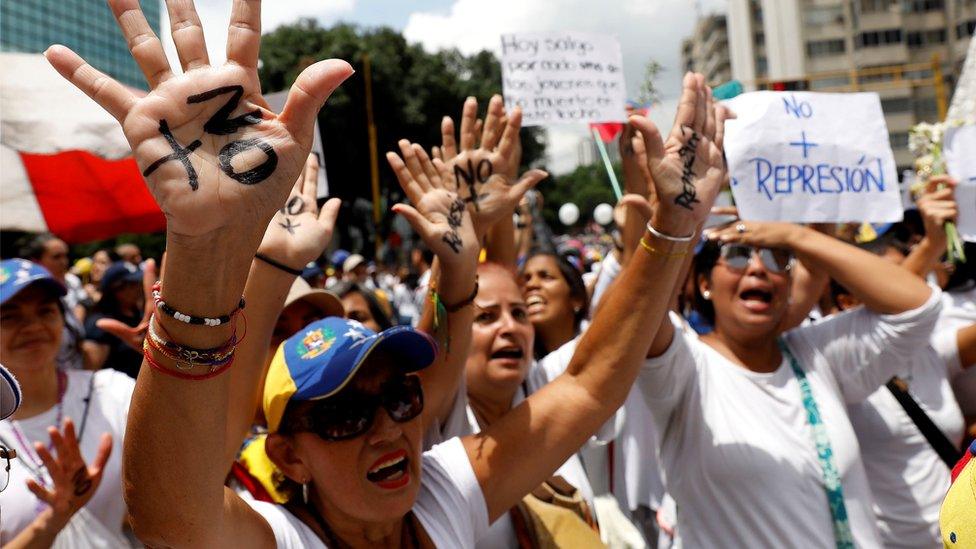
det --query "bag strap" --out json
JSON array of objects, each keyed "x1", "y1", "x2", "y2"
[
  {"x1": 885, "y1": 376, "x2": 962, "y2": 468},
  {"x1": 779, "y1": 339, "x2": 854, "y2": 549}
]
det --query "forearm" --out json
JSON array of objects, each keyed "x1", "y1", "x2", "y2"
[
  {"x1": 902, "y1": 236, "x2": 945, "y2": 280},
  {"x1": 124, "y1": 230, "x2": 258, "y2": 544},
  {"x1": 791, "y1": 228, "x2": 931, "y2": 314},
  {"x1": 222, "y1": 260, "x2": 295, "y2": 468},
  {"x1": 3, "y1": 509, "x2": 69, "y2": 549}
]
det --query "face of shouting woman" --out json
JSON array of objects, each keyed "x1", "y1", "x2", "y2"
[
  {"x1": 521, "y1": 255, "x2": 581, "y2": 335},
  {"x1": 702, "y1": 246, "x2": 793, "y2": 342},
  {"x1": 466, "y1": 265, "x2": 534, "y2": 399}
]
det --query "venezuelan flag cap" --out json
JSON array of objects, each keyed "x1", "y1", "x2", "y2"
[
  {"x1": 0, "y1": 259, "x2": 66, "y2": 305},
  {"x1": 941, "y1": 440, "x2": 976, "y2": 548},
  {"x1": 263, "y1": 316, "x2": 436, "y2": 432}
]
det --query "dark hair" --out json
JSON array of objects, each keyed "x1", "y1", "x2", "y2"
[
  {"x1": 329, "y1": 281, "x2": 394, "y2": 330},
  {"x1": 19, "y1": 233, "x2": 60, "y2": 261},
  {"x1": 523, "y1": 250, "x2": 589, "y2": 330},
  {"x1": 944, "y1": 242, "x2": 976, "y2": 292},
  {"x1": 691, "y1": 240, "x2": 722, "y2": 326}
]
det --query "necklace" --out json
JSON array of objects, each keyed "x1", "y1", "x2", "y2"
[{"x1": 8, "y1": 371, "x2": 67, "y2": 486}]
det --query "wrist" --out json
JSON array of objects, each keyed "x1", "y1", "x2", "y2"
[
  {"x1": 33, "y1": 506, "x2": 70, "y2": 536},
  {"x1": 436, "y1": 264, "x2": 478, "y2": 305},
  {"x1": 649, "y1": 209, "x2": 696, "y2": 241}
]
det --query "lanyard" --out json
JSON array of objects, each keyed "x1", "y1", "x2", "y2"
[{"x1": 778, "y1": 339, "x2": 854, "y2": 549}]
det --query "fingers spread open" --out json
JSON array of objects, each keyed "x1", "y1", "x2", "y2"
[
  {"x1": 226, "y1": 0, "x2": 261, "y2": 69},
  {"x1": 480, "y1": 95, "x2": 505, "y2": 150},
  {"x1": 440, "y1": 116, "x2": 457, "y2": 159},
  {"x1": 497, "y1": 107, "x2": 523, "y2": 161},
  {"x1": 386, "y1": 151, "x2": 424, "y2": 203},
  {"x1": 109, "y1": 0, "x2": 173, "y2": 88},
  {"x1": 399, "y1": 140, "x2": 431, "y2": 191},
  {"x1": 280, "y1": 59, "x2": 355, "y2": 146},
  {"x1": 25, "y1": 479, "x2": 54, "y2": 504},
  {"x1": 44, "y1": 46, "x2": 136, "y2": 123},
  {"x1": 302, "y1": 154, "x2": 320, "y2": 204},
  {"x1": 509, "y1": 169, "x2": 549, "y2": 201},
  {"x1": 391, "y1": 203, "x2": 434, "y2": 237},
  {"x1": 165, "y1": 0, "x2": 210, "y2": 72},
  {"x1": 90, "y1": 433, "x2": 114, "y2": 475},
  {"x1": 414, "y1": 145, "x2": 442, "y2": 189},
  {"x1": 459, "y1": 97, "x2": 478, "y2": 151}
]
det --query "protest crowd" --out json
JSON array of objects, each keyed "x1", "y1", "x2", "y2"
[{"x1": 1, "y1": 1, "x2": 975, "y2": 548}]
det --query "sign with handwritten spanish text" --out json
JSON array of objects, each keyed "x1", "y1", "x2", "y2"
[
  {"x1": 500, "y1": 32, "x2": 627, "y2": 126},
  {"x1": 944, "y1": 124, "x2": 976, "y2": 241},
  {"x1": 723, "y1": 91, "x2": 902, "y2": 223}
]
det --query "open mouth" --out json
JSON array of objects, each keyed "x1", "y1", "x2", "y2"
[
  {"x1": 526, "y1": 295, "x2": 547, "y2": 314},
  {"x1": 738, "y1": 287, "x2": 773, "y2": 312},
  {"x1": 366, "y1": 450, "x2": 410, "y2": 489},
  {"x1": 490, "y1": 346, "x2": 525, "y2": 361}
]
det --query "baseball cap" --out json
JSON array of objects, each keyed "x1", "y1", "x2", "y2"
[
  {"x1": 0, "y1": 259, "x2": 66, "y2": 306},
  {"x1": 100, "y1": 261, "x2": 143, "y2": 292},
  {"x1": 0, "y1": 365, "x2": 22, "y2": 420},
  {"x1": 342, "y1": 254, "x2": 366, "y2": 273},
  {"x1": 941, "y1": 440, "x2": 975, "y2": 547},
  {"x1": 331, "y1": 249, "x2": 351, "y2": 269},
  {"x1": 263, "y1": 317, "x2": 436, "y2": 432},
  {"x1": 283, "y1": 278, "x2": 344, "y2": 318}
]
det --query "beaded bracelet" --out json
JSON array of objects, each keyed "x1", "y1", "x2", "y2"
[{"x1": 152, "y1": 282, "x2": 245, "y2": 327}]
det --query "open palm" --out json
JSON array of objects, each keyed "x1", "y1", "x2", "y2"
[{"x1": 44, "y1": 0, "x2": 352, "y2": 239}]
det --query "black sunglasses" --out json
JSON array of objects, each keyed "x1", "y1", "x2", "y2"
[
  {"x1": 289, "y1": 375, "x2": 424, "y2": 441},
  {"x1": 719, "y1": 244, "x2": 794, "y2": 274}
]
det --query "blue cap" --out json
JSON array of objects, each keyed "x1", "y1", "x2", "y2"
[
  {"x1": 263, "y1": 316, "x2": 437, "y2": 432},
  {"x1": 0, "y1": 259, "x2": 66, "y2": 306},
  {"x1": 0, "y1": 365, "x2": 22, "y2": 420},
  {"x1": 100, "y1": 261, "x2": 143, "y2": 292},
  {"x1": 331, "y1": 249, "x2": 351, "y2": 269}
]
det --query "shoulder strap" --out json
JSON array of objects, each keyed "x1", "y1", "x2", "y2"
[
  {"x1": 885, "y1": 376, "x2": 962, "y2": 468},
  {"x1": 779, "y1": 339, "x2": 854, "y2": 549}
]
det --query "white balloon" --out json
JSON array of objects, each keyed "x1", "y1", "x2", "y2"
[
  {"x1": 593, "y1": 203, "x2": 614, "y2": 225},
  {"x1": 558, "y1": 203, "x2": 580, "y2": 225}
]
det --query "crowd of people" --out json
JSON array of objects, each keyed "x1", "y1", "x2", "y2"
[{"x1": 1, "y1": 1, "x2": 975, "y2": 548}]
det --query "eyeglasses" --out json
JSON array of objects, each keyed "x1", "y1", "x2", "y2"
[
  {"x1": 289, "y1": 375, "x2": 424, "y2": 441},
  {"x1": 719, "y1": 244, "x2": 794, "y2": 274},
  {"x1": 0, "y1": 445, "x2": 16, "y2": 492}
]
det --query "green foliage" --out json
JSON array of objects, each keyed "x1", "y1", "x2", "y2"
[
  {"x1": 258, "y1": 20, "x2": 545, "y2": 246},
  {"x1": 637, "y1": 59, "x2": 664, "y2": 106},
  {"x1": 538, "y1": 163, "x2": 620, "y2": 229}
]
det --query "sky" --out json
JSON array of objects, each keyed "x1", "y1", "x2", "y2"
[{"x1": 160, "y1": 0, "x2": 726, "y2": 174}]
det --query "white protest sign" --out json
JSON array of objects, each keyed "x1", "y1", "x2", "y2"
[
  {"x1": 944, "y1": 124, "x2": 976, "y2": 241},
  {"x1": 723, "y1": 91, "x2": 902, "y2": 223},
  {"x1": 500, "y1": 32, "x2": 626, "y2": 126}
]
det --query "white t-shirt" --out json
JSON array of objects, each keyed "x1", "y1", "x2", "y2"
[
  {"x1": 638, "y1": 290, "x2": 941, "y2": 548},
  {"x1": 0, "y1": 369, "x2": 135, "y2": 543},
  {"x1": 246, "y1": 437, "x2": 488, "y2": 548},
  {"x1": 937, "y1": 287, "x2": 976, "y2": 415},
  {"x1": 847, "y1": 325, "x2": 964, "y2": 548}
]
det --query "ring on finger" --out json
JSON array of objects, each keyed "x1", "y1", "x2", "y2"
[{"x1": 736, "y1": 223, "x2": 747, "y2": 234}]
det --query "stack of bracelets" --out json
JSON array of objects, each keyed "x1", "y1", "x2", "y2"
[{"x1": 143, "y1": 282, "x2": 245, "y2": 380}]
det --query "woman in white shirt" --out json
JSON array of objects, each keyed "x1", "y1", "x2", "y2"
[
  {"x1": 50, "y1": 3, "x2": 727, "y2": 542},
  {"x1": 0, "y1": 259, "x2": 134, "y2": 547},
  {"x1": 638, "y1": 221, "x2": 939, "y2": 548}
]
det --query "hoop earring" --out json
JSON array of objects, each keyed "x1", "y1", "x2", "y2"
[{"x1": 302, "y1": 481, "x2": 309, "y2": 505}]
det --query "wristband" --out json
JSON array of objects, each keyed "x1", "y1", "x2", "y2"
[
  {"x1": 646, "y1": 221, "x2": 695, "y2": 242},
  {"x1": 255, "y1": 253, "x2": 304, "y2": 277}
]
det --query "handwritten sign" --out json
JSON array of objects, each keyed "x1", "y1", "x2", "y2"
[
  {"x1": 500, "y1": 32, "x2": 626, "y2": 126},
  {"x1": 723, "y1": 91, "x2": 902, "y2": 223},
  {"x1": 944, "y1": 124, "x2": 976, "y2": 241}
]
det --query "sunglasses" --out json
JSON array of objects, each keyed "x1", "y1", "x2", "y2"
[
  {"x1": 719, "y1": 244, "x2": 794, "y2": 274},
  {"x1": 289, "y1": 374, "x2": 424, "y2": 441}
]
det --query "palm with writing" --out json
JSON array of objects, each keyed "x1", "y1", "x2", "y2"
[
  {"x1": 438, "y1": 95, "x2": 547, "y2": 236},
  {"x1": 257, "y1": 154, "x2": 341, "y2": 270},
  {"x1": 44, "y1": 0, "x2": 352, "y2": 241},
  {"x1": 25, "y1": 418, "x2": 112, "y2": 526},
  {"x1": 387, "y1": 142, "x2": 479, "y2": 266},
  {"x1": 629, "y1": 73, "x2": 728, "y2": 234}
]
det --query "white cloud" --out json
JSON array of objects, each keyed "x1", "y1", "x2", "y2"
[
  {"x1": 159, "y1": 0, "x2": 355, "y2": 69},
  {"x1": 403, "y1": 0, "x2": 725, "y2": 173}
]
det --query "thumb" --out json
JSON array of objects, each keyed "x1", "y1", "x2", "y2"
[
  {"x1": 280, "y1": 60, "x2": 355, "y2": 144},
  {"x1": 509, "y1": 169, "x2": 548, "y2": 201},
  {"x1": 317, "y1": 197, "x2": 342, "y2": 228},
  {"x1": 95, "y1": 318, "x2": 139, "y2": 347},
  {"x1": 629, "y1": 115, "x2": 665, "y2": 167},
  {"x1": 620, "y1": 193, "x2": 654, "y2": 219},
  {"x1": 391, "y1": 204, "x2": 435, "y2": 238},
  {"x1": 90, "y1": 433, "x2": 113, "y2": 476}
]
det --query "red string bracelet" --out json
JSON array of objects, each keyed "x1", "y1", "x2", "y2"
[{"x1": 143, "y1": 345, "x2": 236, "y2": 381}]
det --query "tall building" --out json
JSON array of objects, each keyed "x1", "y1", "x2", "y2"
[
  {"x1": 681, "y1": 14, "x2": 734, "y2": 85},
  {"x1": 1, "y1": 0, "x2": 161, "y2": 90},
  {"x1": 711, "y1": 0, "x2": 976, "y2": 171}
]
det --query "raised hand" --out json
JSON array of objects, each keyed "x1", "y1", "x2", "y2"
[
  {"x1": 257, "y1": 154, "x2": 341, "y2": 270},
  {"x1": 916, "y1": 175, "x2": 958, "y2": 247},
  {"x1": 629, "y1": 73, "x2": 728, "y2": 236},
  {"x1": 44, "y1": 0, "x2": 353, "y2": 241},
  {"x1": 386, "y1": 141, "x2": 479, "y2": 266},
  {"x1": 25, "y1": 418, "x2": 112, "y2": 525},
  {"x1": 438, "y1": 95, "x2": 545, "y2": 236},
  {"x1": 94, "y1": 258, "x2": 158, "y2": 351}
]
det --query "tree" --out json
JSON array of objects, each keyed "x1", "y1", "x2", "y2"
[
  {"x1": 537, "y1": 163, "x2": 619, "y2": 230},
  {"x1": 258, "y1": 20, "x2": 545, "y2": 256},
  {"x1": 637, "y1": 59, "x2": 664, "y2": 107}
]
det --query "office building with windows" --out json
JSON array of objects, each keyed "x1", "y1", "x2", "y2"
[
  {"x1": 694, "y1": 0, "x2": 976, "y2": 170},
  {"x1": 682, "y1": 14, "x2": 734, "y2": 86},
  {"x1": 1, "y1": 0, "x2": 161, "y2": 90}
]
